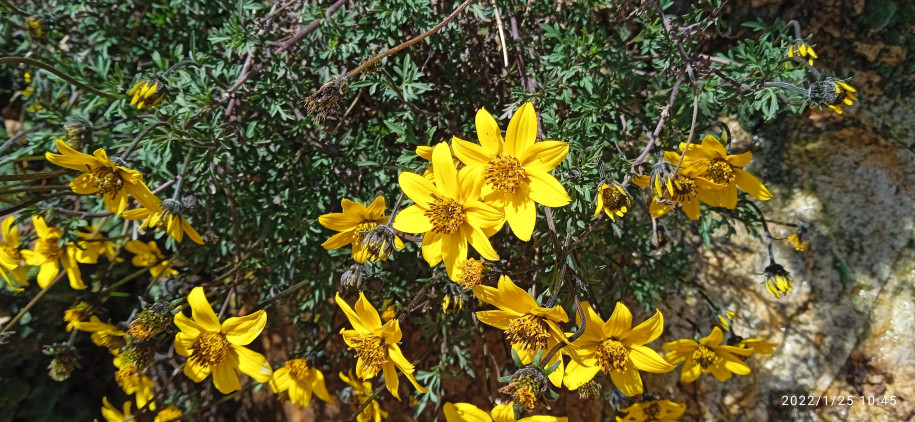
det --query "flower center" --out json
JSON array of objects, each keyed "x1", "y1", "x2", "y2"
[
  {"x1": 514, "y1": 385, "x2": 538, "y2": 411},
  {"x1": 2, "y1": 244, "x2": 21, "y2": 261},
  {"x1": 37, "y1": 236, "x2": 65, "y2": 260},
  {"x1": 285, "y1": 358, "x2": 314, "y2": 382},
  {"x1": 353, "y1": 221, "x2": 378, "y2": 243},
  {"x1": 705, "y1": 158, "x2": 735, "y2": 185},
  {"x1": 692, "y1": 346, "x2": 719, "y2": 369},
  {"x1": 485, "y1": 154, "x2": 526, "y2": 193},
  {"x1": 666, "y1": 175, "x2": 697, "y2": 203},
  {"x1": 89, "y1": 167, "x2": 125, "y2": 196},
  {"x1": 95, "y1": 330, "x2": 128, "y2": 352},
  {"x1": 601, "y1": 184, "x2": 630, "y2": 212},
  {"x1": 595, "y1": 339, "x2": 630, "y2": 373},
  {"x1": 189, "y1": 332, "x2": 230, "y2": 367},
  {"x1": 425, "y1": 194, "x2": 466, "y2": 234},
  {"x1": 455, "y1": 258, "x2": 486, "y2": 289},
  {"x1": 351, "y1": 334, "x2": 387, "y2": 376},
  {"x1": 506, "y1": 314, "x2": 550, "y2": 353},
  {"x1": 644, "y1": 402, "x2": 661, "y2": 420},
  {"x1": 136, "y1": 251, "x2": 161, "y2": 267}
]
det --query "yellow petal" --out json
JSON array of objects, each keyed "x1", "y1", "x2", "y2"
[
  {"x1": 622, "y1": 309, "x2": 664, "y2": 345},
  {"x1": 526, "y1": 170, "x2": 571, "y2": 207},
  {"x1": 609, "y1": 358, "x2": 643, "y2": 396},
  {"x1": 336, "y1": 292, "x2": 371, "y2": 333},
  {"x1": 222, "y1": 310, "x2": 267, "y2": 346},
  {"x1": 355, "y1": 292, "x2": 383, "y2": 330},
  {"x1": 733, "y1": 168, "x2": 772, "y2": 200},
  {"x1": 453, "y1": 136, "x2": 495, "y2": 167},
  {"x1": 234, "y1": 345, "x2": 273, "y2": 382},
  {"x1": 505, "y1": 102, "x2": 538, "y2": 157},
  {"x1": 188, "y1": 286, "x2": 222, "y2": 332},
  {"x1": 432, "y1": 142, "x2": 460, "y2": 199},
  {"x1": 183, "y1": 358, "x2": 212, "y2": 382},
  {"x1": 212, "y1": 359, "x2": 242, "y2": 394},
  {"x1": 444, "y1": 402, "x2": 491, "y2": 422},
  {"x1": 322, "y1": 230, "x2": 355, "y2": 250},
  {"x1": 503, "y1": 193, "x2": 535, "y2": 241},
  {"x1": 392, "y1": 205, "x2": 433, "y2": 233},
  {"x1": 398, "y1": 172, "x2": 437, "y2": 208},
  {"x1": 604, "y1": 302, "x2": 633, "y2": 338},
  {"x1": 475, "y1": 107, "x2": 506, "y2": 153},
  {"x1": 629, "y1": 345, "x2": 675, "y2": 373},
  {"x1": 520, "y1": 140, "x2": 569, "y2": 172},
  {"x1": 562, "y1": 358, "x2": 601, "y2": 390}
]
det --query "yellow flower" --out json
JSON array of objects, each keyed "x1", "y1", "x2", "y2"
[
  {"x1": 124, "y1": 203, "x2": 205, "y2": 245},
  {"x1": 763, "y1": 263, "x2": 793, "y2": 298},
  {"x1": 827, "y1": 81, "x2": 857, "y2": 115},
  {"x1": 20, "y1": 216, "x2": 90, "y2": 289},
  {"x1": 73, "y1": 315, "x2": 128, "y2": 354},
  {"x1": 662, "y1": 327, "x2": 753, "y2": 382},
  {"x1": 270, "y1": 357, "x2": 334, "y2": 407},
  {"x1": 45, "y1": 139, "x2": 161, "y2": 215},
  {"x1": 128, "y1": 78, "x2": 168, "y2": 109},
  {"x1": 444, "y1": 402, "x2": 568, "y2": 422},
  {"x1": 452, "y1": 103, "x2": 571, "y2": 241},
  {"x1": 632, "y1": 173, "x2": 715, "y2": 220},
  {"x1": 616, "y1": 400, "x2": 686, "y2": 422},
  {"x1": 594, "y1": 182, "x2": 631, "y2": 221},
  {"x1": 786, "y1": 233, "x2": 808, "y2": 251},
  {"x1": 101, "y1": 397, "x2": 132, "y2": 422},
  {"x1": 64, "y1": 302, "x2": 93, "y2": 331},
  {"x1": 115, "y1": 366, "x2": 156, "y2": 411},
  {"x1": 393, "y1": 142, "x2": 502, "y2": 279},
  {"x1": 1, "y1": 216, "x2": 28, "y2": 290},
  {"x1": 787, "y1": 42, "x2": 817, "y2": 66},
  {"x1": 319, "y1": 196, "x2": 404, "y2": 263},
  {"x1": 335, "y1": 292, "x2": 428, "y2": 399},
  {"x1": 173, "y1": 286, "x2": 273, "y2": 394},
  {"x1": 717, "y1": 310, "x2": 736, "y2": 331},
  {"x1": 124, "y1": 240, "x2": 177, "y2": 279},
  {"x1": 563, "y1": 302, "x2": 674, "y2": 396},
  {"x1": 340, "y1": 370, "x2": 388, "y2": 422},
  {"x1": 153, "y1": 406, "x2": 183, "y2": 422},
  {"x1": 75, "y1": 225, "x2": 120, "y2": 262},
  {"x1": 473, "y1": 275, "x2": 569, "y2": 386},
  {"x1": 669, "y1": 134, "x2": 772, "y2": 208}
]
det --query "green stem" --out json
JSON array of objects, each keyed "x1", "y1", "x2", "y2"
[
  {"x1": 0, "y1": 271, "x2": 67, "y2": 334},
  {"x1": 162, "y1": 59, "x2": 198, "y2": 77},
  {"x1": 745, "y1": 201, "x2": 776, "y2": 266},
  {"x1": 0, "y1": 169, "x2": 68, "y2": 182},
  {"x1": 347, "y1": 385, "x2": 386, "y2": 422},
  {"x1": 344, "y1": 0, "x2": 476, "y2": 79},
  {"x1": 117, "y1": 122, "x2": 169, "y2": 161},
  {"x1": 0, "y1": 57, "x2": 118, "y2": 99}
]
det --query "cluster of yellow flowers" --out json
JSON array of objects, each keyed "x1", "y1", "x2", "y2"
[{"x1": 313, "y1": 103, "x2": 784, "y2": 420}]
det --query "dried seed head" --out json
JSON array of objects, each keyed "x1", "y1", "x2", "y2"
[
  {"x1": 304, "y1": 75, "x2": 349, "y2": 121},
  {"x1": 128, "y1": 301, "x2": 173, "y2": 342}
]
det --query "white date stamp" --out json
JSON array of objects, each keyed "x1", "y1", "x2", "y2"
[{"x1": 781, "y1": 395, "x2": 898, "y2": 406}]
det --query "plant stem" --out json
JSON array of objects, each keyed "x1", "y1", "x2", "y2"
[
  {"x1": 162, "y1": 59, "x2": 198, "y2": 77},
  {"x1": 344, "y1": 0, "x2": 476, "y2": 79},
  {"x1": 0, "y1": 272, "x2": 66, "y2": 334},
  {"x1": 347, "y1": 385, "x2": 386, "y2": 422},
  {"x1": 117, "y1": 122, "x2": 169, "y2": 161},
  {"x1": 0, "y1": 57, "x2": 117, "y2": 99},
  {"x1": 0, "y1": 169, "x2": 67, "y2": 182},
  {"x1": 745, "y1": 200, "x2": 775, "y2": 266}
]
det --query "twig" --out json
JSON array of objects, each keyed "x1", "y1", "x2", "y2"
[
  {"x1": 491, "y1": 0, "x2": 509, "y2": 67},
  {"x1": 347, "y1": 385, "x2": 386, "y2": 422},
  {"x1": 0, "y1": 272, "x2": 67, "y2": 334},
  {"x1": 0, "y1": 57, "x2": 118, "y2": 99}
]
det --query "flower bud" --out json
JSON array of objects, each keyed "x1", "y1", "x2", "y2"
[
  {"x1": 128, "y1": 77, "x2": 168, "y2": 109},
  {"x1": 361, "y1": 225, "x2": 396, "y2": 261}
]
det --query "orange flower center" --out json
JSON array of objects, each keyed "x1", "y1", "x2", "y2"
[
  {"x1": 350, "y1": 334, "x2": 387, "y2": 376},
  {"x1": 514, "y1": 385, "x2": 538, "y2": 411},
  {"x1": 455, "y1": 258, "x2": 487, "y2": 289},
  {"x1": 285, "y1": 358, "x2": 314, "y2": 382},
  {"x1": 601, "y1": 184, "x2": 630, "y2": 213},
  {"x1": 692, "y1": 346, "x2": 719, "y2": 369},
  {"x1": 644, "y1": 402, "x2": 662, "y2": 420},
  {"x1": 665, "y1": 175, "x2": 697, "y2": 204},
  {"x1": 190, "y1": 332, "x2": 230, "y2": 367},
  {"x1": 425, "y1": 194, "x2": 466, "y2": 234},
  {"x1": 37, "y1": 235, "x2": 65, "y2": 260},
  {"x1": 506, "y1": 314, "x2": 550, "y2": 353},
  {"x1": 485, "y1": 154, "x2": 526, "y2": 193},
  {"x1": 705, "y1": 158, "x2": 735, "y2": 185},
  {"x1": 89, "y1": 167, "x2": 126, "y2": 195},
  {"x1": 595, "y1": 339, "x2": 629, "y2": 373}
]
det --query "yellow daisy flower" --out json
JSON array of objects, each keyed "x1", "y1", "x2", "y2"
[
  {"x1": 335, "y1": 292, "x2": 428, "y2": 399},
  {"x1": 173, "y1": 286, "x2": 273, "y2": 394},
  {"x1": 736, "y1": 337, "x2": 778, "y2": 355},
  {"x1": 116, "y1": 368, "x2": 156, "y2": 411},
  {"x1": 393, "y1": 142, "x2": 502, "y2": 279},
  {"x1": 319, "y1": 196, "x2": 404, "y2": 263},
  {"x1": 0, "y1": 216, "x2": 28, "y2": 290},
  {"x1": 616, "y1": 400, "x2": 686, "y2": 422},
  {"x1": 444, "y1": 402, "x2": 569, "y2": 422},
  {"x1": 472, "y1": 275, "x2": 569, "y2": 387},
  {"x1": 827, "y1": 81, "x2": 857, "y2": 115},
  {"x1": 20, "y1": 216, "x2": 91, "y2": 289},
  {"x1": 101, "y1": 397, "x2": 132, "y2": 422},
  {"x1": 662, "y1": 327, "x2": 753, "y2": 382},
  {"x1": 153, "y1": 406, "x2": 183, "y2": 422},
  {"x1": 128, "y1": 78, "x2": 168, "y2": 109},
  {"x1": 594, "y1": 182, "x2": 631, "y2": 221},
  {"x1": 563, "y1": 302, "x2": 674, "y2": 396},
  {"x1": 75, "y1": 225, "x2": 120, "y2": 262},
  {"x1": 72, "y1": 315, "x2": 128, "y2": 354},
  {"x1": 270, "y1": 357, "x2": 334, "y2": 407},
  {"x1": 669, "y1": 134, "x2": 772, "y2": 208},
  {"x1": 633, "y1": 173, "x2": 713, "y2": 221},
  {"x1": 451, "y1": 103, "x2": 571, "y2": 241},
  {"x1": 45, "y1": 139, "x2": 161, "y2": 215},
  {"x1": 124, "y1": 240, "x2": 177, "y2": 279},
  {"x1": 340, "y1": 370, "x2": 388, "y2": 422},
  {"x1": 416, "y1": 144, "x2": 463, "y2": 181},
  {"x1": 787, "y1": 42, "x2": 817, "y2": 66},
  {"x1": 124, "y1": 203, "x2": 204, "y2": 245},
  {"x1": 786, "y1": 233, "x2": 808, "y2": 251}
]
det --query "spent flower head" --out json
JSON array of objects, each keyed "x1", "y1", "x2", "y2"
[{"x1": 128, "y1": 76, "x2": 169, "y2": 109}]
